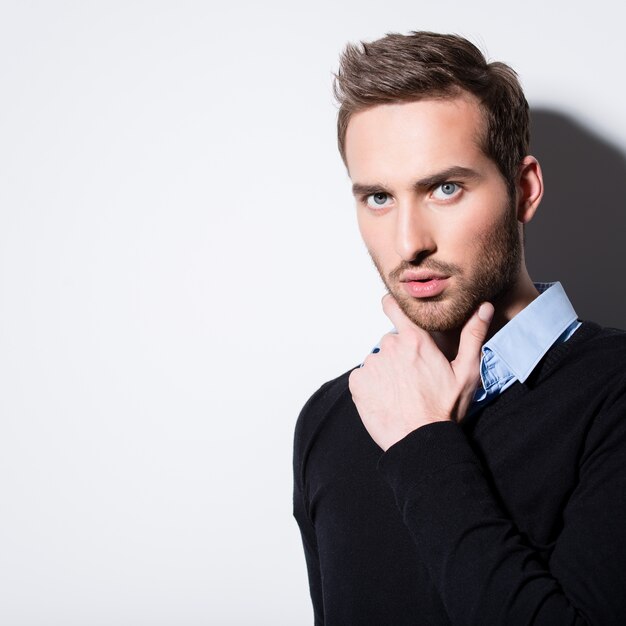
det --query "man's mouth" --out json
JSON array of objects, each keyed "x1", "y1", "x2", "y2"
[
  {"x1": 399, "y1": 271, "x2": 450, "y2": 298},
  {"x1": 400, "y1": 270, "x2": 450, "y2": 283}
]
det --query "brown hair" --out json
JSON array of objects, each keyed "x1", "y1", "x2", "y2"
[{"x1": 334, "y1": 31, "x2": 529, "y2": 191}]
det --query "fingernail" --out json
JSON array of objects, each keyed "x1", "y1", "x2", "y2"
[{"x1": 478, "y1": 303, "x2": 494, "y2": 322}]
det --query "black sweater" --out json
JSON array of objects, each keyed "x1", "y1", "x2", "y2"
[{"x1": 293, "y1": 321, "x2": 626, "y2": 625}]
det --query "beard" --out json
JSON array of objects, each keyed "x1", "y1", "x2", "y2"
[{"x1": 369, "y1": 203, "x2": 522, "y2": 332}]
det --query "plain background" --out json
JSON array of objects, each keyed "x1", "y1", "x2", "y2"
[{"x1": 1, "y1": 1, "x2": 625, "y2": 624}]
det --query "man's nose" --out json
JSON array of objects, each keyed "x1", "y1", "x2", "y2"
[{"x1": 394, "y1": 203, "x2": 436, "y2": 262}]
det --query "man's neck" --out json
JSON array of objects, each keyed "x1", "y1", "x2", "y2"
[{"x1": 431, "y1": 271, "x2": 540, "y2": 361}]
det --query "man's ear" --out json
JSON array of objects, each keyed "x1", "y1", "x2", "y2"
[{"x1": 516, "y1": 156, "x2": 544, "y2": 224}]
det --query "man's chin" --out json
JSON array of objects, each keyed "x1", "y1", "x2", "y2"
[{"x1": 393, "y1": 294, "x2": 474, "y2": 333}]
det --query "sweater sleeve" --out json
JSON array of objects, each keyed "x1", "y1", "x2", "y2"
[
  {"x1": 378, "y1": 398, "x2": 626, "y2": 625},
  {"x1": 293, "y1": 474, "x2": 325, "y2": 625},
  {"x1": 293, "y1": 378, "x2": 341, "y2": 626}
]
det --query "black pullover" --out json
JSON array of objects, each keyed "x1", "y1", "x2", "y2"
[{"x1": 293, "y1": 321, "x2": 626, "y2": 625}]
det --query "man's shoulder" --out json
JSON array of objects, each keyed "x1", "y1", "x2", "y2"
[
  {"x1": 297, "y1": 367, "x2": 356, "y2": 423},
  {"x1": 293, "y1": 367, "x2": 357, "y2": 454},
  {"x1": 571, "y1": 321, "x2": 626, "y2": 367},
  {"x1": 544, "y1": 321, "x2": 626, "y2": 391}
]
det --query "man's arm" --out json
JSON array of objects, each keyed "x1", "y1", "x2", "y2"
[
  {"x1": 293, "y1": 381, "x2": 338, "y2": 626},
  {"x1": 293, "y1": 475, "x2": 325, "y2": 625},
  {"x1": 378, "y1": 399, "x2": 626, "y2": 624},
  {"x1": 349, "y1": 296, "x2": 626, "y2": 623}
]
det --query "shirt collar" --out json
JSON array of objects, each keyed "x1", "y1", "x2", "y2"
[{"x1": 481, "y1": 281, "x2": 578, "y2": 385}]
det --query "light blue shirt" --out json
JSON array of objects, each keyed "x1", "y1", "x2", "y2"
[
  {"x1": 365, "y1": 282, "x2": 580, "y2": 406},
  {"x1": 473, "y1": 281, "x2": 580, "y2": 406}
]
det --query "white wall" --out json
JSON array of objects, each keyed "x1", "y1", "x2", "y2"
[{"x1": 1, "y1": 1, "x2": 623, "y2": 624}]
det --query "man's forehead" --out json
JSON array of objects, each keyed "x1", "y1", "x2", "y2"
[
  {"x1": 345, "y1": 94, "x2": 485, "y2": 145},
  {"x1": 344, "y1": 95, "x2": 488, "y2": 181}
]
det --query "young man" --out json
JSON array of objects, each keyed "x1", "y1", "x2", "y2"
[{"x1": 293, "y1": 32, "x2": 626, "y2": 625}]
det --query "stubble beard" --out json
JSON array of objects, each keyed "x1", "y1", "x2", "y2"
[{"x1": 369, "y1": 204, "x2": 522, "y2": 332}]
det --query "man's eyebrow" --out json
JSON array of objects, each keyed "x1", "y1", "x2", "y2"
[
  {"x1": 351, "y1": 166, "x2": 482, "y2": 197},
  {"x1": 414, "y1": 166, "x2": 481, "y2": 189},
  {"x1": 351, "y1": 182, "x2": 390, "y2": 197}
]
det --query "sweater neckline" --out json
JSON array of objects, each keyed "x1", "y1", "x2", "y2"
[{"x1": 469, "y1": 320, "x2": 602, "y2": 417}]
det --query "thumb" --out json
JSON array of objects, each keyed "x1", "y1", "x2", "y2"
[{"x1": 452, "y1": 303, "x2": 494, "y2": 376}]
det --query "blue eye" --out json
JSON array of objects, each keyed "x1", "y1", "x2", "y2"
[
  {"x1": 365, "y1": 192, "x2": 392, "y2": 209},
  {"x1": 432, "y1": 182, "x2": 460, "y2": 200}
]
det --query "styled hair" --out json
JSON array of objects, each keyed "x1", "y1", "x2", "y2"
[{"x1": 334, "y1": 31, "x2": 529, "y2": 191}]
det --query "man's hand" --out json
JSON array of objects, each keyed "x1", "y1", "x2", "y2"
[{"x1": 348, "y1": 295, "x2": 494, "y2": 451}]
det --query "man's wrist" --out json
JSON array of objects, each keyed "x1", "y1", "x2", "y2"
[{"x1": 378, "y1": 421, "x2": 478, "y2": 500}]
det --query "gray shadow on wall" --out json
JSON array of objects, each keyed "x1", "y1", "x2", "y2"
[{"x1": 526, "y1": 109, "x2": 626, "y2": 329}]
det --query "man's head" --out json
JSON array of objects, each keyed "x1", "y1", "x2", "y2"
[
  {"x1": 335, "y1": 32, "x2": 543, "y2": 333},
  {"x1": 334, "y1": 31, "x2": 529, "y2": 195}
]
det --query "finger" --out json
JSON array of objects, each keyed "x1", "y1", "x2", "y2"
[
  {"x1": 381, "y1": 294, "x2": 421, "y2": 334},
  {"x1": 453, "y1": 302, "x2": 494, "y2": 375},
  {"x1": 359, "y1": 344, "x2": 381, "y2": 369}
]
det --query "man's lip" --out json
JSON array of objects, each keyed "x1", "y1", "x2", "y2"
[
  {"x1": 399, "y1": 271, "x2": 450, "y2": 282},
  {"x1": 400, "y1": 276, "x2": 449, "y2": 298}
]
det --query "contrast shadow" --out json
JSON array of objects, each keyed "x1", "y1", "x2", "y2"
[{"x1": 527, "y1": 109, "x2": 626, "y2": 329}]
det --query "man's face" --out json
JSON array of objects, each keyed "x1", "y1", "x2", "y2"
[{"x1": 344, "y1": 95, "x2": 522, "y2": 332}]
